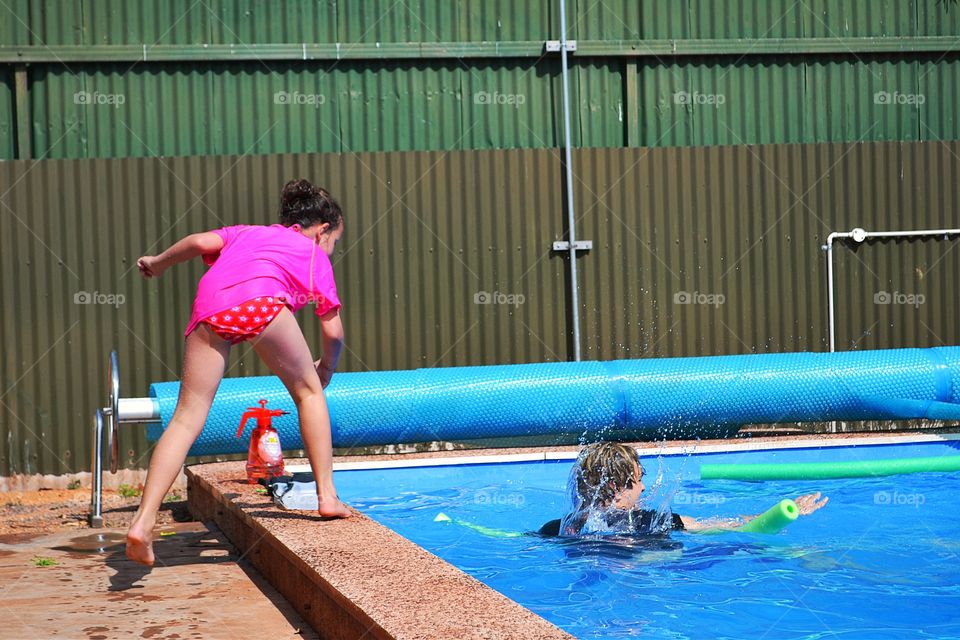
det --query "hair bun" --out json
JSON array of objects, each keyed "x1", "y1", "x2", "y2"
[
  {"x1": 278, "y1": 179, "x2": 343, "y2": 229},
  {"x1": 284, "y1": 179, "x2": 318, "y2": 202}
]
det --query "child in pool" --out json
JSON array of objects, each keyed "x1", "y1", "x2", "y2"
[
  {"x1": 126, "y1": 179, "x2": 352, "y2": 566},
  {"x1": 539, "y1": 442, "x2": 828, "y2": 536}
]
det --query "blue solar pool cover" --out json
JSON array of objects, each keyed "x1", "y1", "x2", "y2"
[{"x1": 148, "y1": 346, "x2": 960, "y2": 456}]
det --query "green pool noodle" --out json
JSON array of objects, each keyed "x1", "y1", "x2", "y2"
[
  {"x1": 700, "y1": 455, "x2": 960, "y2": 481},
  {"x1": 735, "y1": 498, "x2": 799, "y2": 533},
  {"x1": 693, "y1": 499, "x2": 800, "y2": 535},
  {"x1": 433, "y1": 512, "x2": 524, "y2": 538}
]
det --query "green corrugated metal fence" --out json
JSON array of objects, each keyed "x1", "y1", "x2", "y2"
[
  {"x1": 2, "y1": 142, "x2": 959, "y2": 475},
  {"x1": 2, "y1": 1, "x2": 960, "y2": 159}
]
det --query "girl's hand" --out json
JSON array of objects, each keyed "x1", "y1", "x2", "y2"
[
  {"x1": 137, "y1": 255, "x2": 165, "y2": 279},
  {"x1": 314, "y1": 359, "x2": 335, "y2": 389},
  {"x1": 794, "y1": 492, "x2": 829, "y2": 515}
]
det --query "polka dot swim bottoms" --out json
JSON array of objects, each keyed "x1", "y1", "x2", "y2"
[{"x1": 202, "y1": 296, "x2": 287, "y2": 344}]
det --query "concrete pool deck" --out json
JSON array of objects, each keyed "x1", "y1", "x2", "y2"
[
  {"x1": 0, "y1": 521, "x2": 317, "y2": 639},
  {"x1": 185, "y1": 430, "x2": 958, "y2": 639},
  {"x1": 187, "y1": 462, "x2": 574, "y2": 639}
]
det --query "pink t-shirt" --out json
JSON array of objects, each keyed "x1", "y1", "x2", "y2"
[{"x1": 184, "y1": 224, "x2": 341, "y2": 337}]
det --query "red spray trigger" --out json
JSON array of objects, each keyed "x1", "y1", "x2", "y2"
[{"x1": 236, "y1": 399, "x2": 288, "y2": 438}]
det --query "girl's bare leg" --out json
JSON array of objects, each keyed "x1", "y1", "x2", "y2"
[
  {"x1": 126, "y1": 324, "x2": 231, "y2": 565},
  {"x1": 251, "y1": 307, "x2": 350, "y2": 518}
]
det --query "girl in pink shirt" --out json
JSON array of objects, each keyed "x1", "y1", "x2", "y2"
[{"x1": 126, "y1": 179, "x2": 351, "y2": 567}]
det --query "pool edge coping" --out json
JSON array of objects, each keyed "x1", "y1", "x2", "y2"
[
  {"x1": 319, "y1": 431, "x2": 960, "y2": 472},
  {"x1": 186, "y1": 461, "x2": 575, "y2": 640}
]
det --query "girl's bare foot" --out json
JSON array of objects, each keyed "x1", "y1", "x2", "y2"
[
  {"x1": 126, "y1": 520, "x2": 156, "y2": 566},
  {"x1": 318, "y1": 497, "x2": 352, "y2": 519}
]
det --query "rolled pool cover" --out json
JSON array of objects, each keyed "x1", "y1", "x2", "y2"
[
  {"x1": 701, "y1": 455, "x2": 960, "y2": 481},
  {"x1": 147, "y1": 346, "x2": 960, "y2": 457}
]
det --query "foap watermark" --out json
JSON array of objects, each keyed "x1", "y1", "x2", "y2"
[
  {"x1": 274, "y1": 90, "x2": 327, "y2": 107},
  {"x1": 474, "y1": 291, "x2": 526, "y2": 307},
  {"x1": 874, "y1": 90, "x2": 926, "y2": 106},
  {"x1": 74, "y1": 290, "x2": 125, "y2": 308},
  {"x1": 674, "y1": 491, "x2": 725, "y2": 505},
  {"x1": 874, "y1": 490, "x2": 925, "y2": 508},
  {"x1": 475, "y1": 490, "x2": 525, "y2": 507},
  {"x1": 74, "y1": 91, "x2": 126, "y2": 108},
  {"x1": 674, "y1": 90, "x2": 725, "y2": 108},
  {"x1": 282, "y1": 292, "x2": 321, "y2": 306},
  {"x1": 673, "y1": 290, "x2": 726, "y2": 307},
  {"x1": 874, "y1": 290, "x2": 925, "y2": 308},
  {"x1": 474, "y1": 91, "x2": 526, "y2": 108}
]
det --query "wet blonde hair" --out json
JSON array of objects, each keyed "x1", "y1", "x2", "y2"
[{"x1": 575, "y1": 442, "x2": 642, "y2": 505}]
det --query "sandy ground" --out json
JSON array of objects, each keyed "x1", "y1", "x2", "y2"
[{"x1": 0, "y1": 487, "x2": 190, "y2": 537}]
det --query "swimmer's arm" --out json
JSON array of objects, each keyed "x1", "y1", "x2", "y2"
[
  {"x1": 138, "y1": 232, "x2": 224, "y2": 278},
  {"x1": 678, "y1": 492, "x2": 828, "y2": 532},
  {"x1": 678, "y1": 515, "x2": 749, "y2": 532},
  {"x1": 314, "y1": 308, "x2": 344, "y2": 388}
]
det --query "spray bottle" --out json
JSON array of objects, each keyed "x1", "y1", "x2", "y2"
[{"x1": 236, "y1": 399, "x2": 287, "y2": 483}]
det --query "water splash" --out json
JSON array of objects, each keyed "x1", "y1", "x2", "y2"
[{"x1": 558, "y1": 445, "x2": 681, "y2": 537}]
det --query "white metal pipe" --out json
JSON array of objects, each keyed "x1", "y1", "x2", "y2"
[
  {"x1": 118, "y1": 397, "x2": 161, "y2": 423},
  {"x1": 822, "y1": 227, "x2": 960, "y2": 353},
  {"x1": 824, "y1": 234, "x2": 837, "y2": 352},
  {"x1": 832, "y1": 228, "x2": 960, "y2": 240},
  {"x1": 558, "y1": 0, "x2": 582, "y2": 361}
]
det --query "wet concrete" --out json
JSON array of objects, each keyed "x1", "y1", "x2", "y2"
[{"x1": 0, "y1": 521, "x2": 317, "y2": 639}]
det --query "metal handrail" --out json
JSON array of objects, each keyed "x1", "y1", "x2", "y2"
[
  {"x1": 89, "y1": 350, "x2": 161, "y2": 527},
  {"x1": 107, "y1": 350, "x2": 120, "y2": 474},
  {"x1": 89, "y1": 408, "x2": 105, "y2": 528}
]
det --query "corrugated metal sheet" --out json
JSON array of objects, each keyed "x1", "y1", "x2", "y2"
[
  {"x1": 0, "y1": 147, "x2": 569, "y2": 475},
  {"x1": 798, "y1": 0, "x2": 918, "y2": 38},
  {"x1": 575, "y1": 142, "x2": 960, "y2": 360},
  {"x1": 2, "y1": 142, "x2": 959, "y2": 474},
  {"x1": 22, "y1": 52, "x2": 960, "y2": 159},
  {"x1": 920, "y1": 56, "x2": 960, "y2": 141},
  {"x1": 633, "y1": 55, "x2": 957, "y2": 147},
  {"x1": 0, "y1": 67, "x2": 13, "y2": 158},
  {"x1": 459, "y1": 59, "x2": 560, "y2": 150},
  {"x1": 573, "y1": 0, "x2": 941, "y2": 40},
  {"x1": 919, "y1": 0, "x2": 960, "y2": 36},
  {"x1": 1, "y1": 0, "x2": 29, "y2": 45},
  {"x1": 459, "y1": 0, "x2": 553, "y2": 42},
  {"x1": 572, "y1": 58, "x2": 624, "y2": 149},
  {"x1": 10, "y1": 1, "x2": 959, "y2": 46},
  {"x1": 4, "y1": 1, "x2": 960, "y2": 161},
  {"x1": 8, "y1": 0, "x2": 554, "y2": 46},
  {"x1": 26, "y1": 59, "x2": 584, "y2": 158}
]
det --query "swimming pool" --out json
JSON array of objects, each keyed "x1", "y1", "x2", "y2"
[{"x1": 333, "y1": 437, "x2": 960, "y2": 639}]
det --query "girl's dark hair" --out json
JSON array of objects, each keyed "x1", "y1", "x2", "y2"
[{"x1": 278, "y1": 179, "x2": 343, "y2": 230}]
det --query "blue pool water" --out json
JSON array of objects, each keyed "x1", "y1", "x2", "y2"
[{"x1": 334, "y1": 440, "x2": 960, "y2": 639}]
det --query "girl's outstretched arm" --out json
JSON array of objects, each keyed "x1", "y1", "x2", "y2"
[{"x1": 137, "y1": 232, "x2": 224, "y2": 278}]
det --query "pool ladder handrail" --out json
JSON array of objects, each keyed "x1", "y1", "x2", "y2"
[{"x1": 90, "y1": 350, "x2": 161, "y2": 527}]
